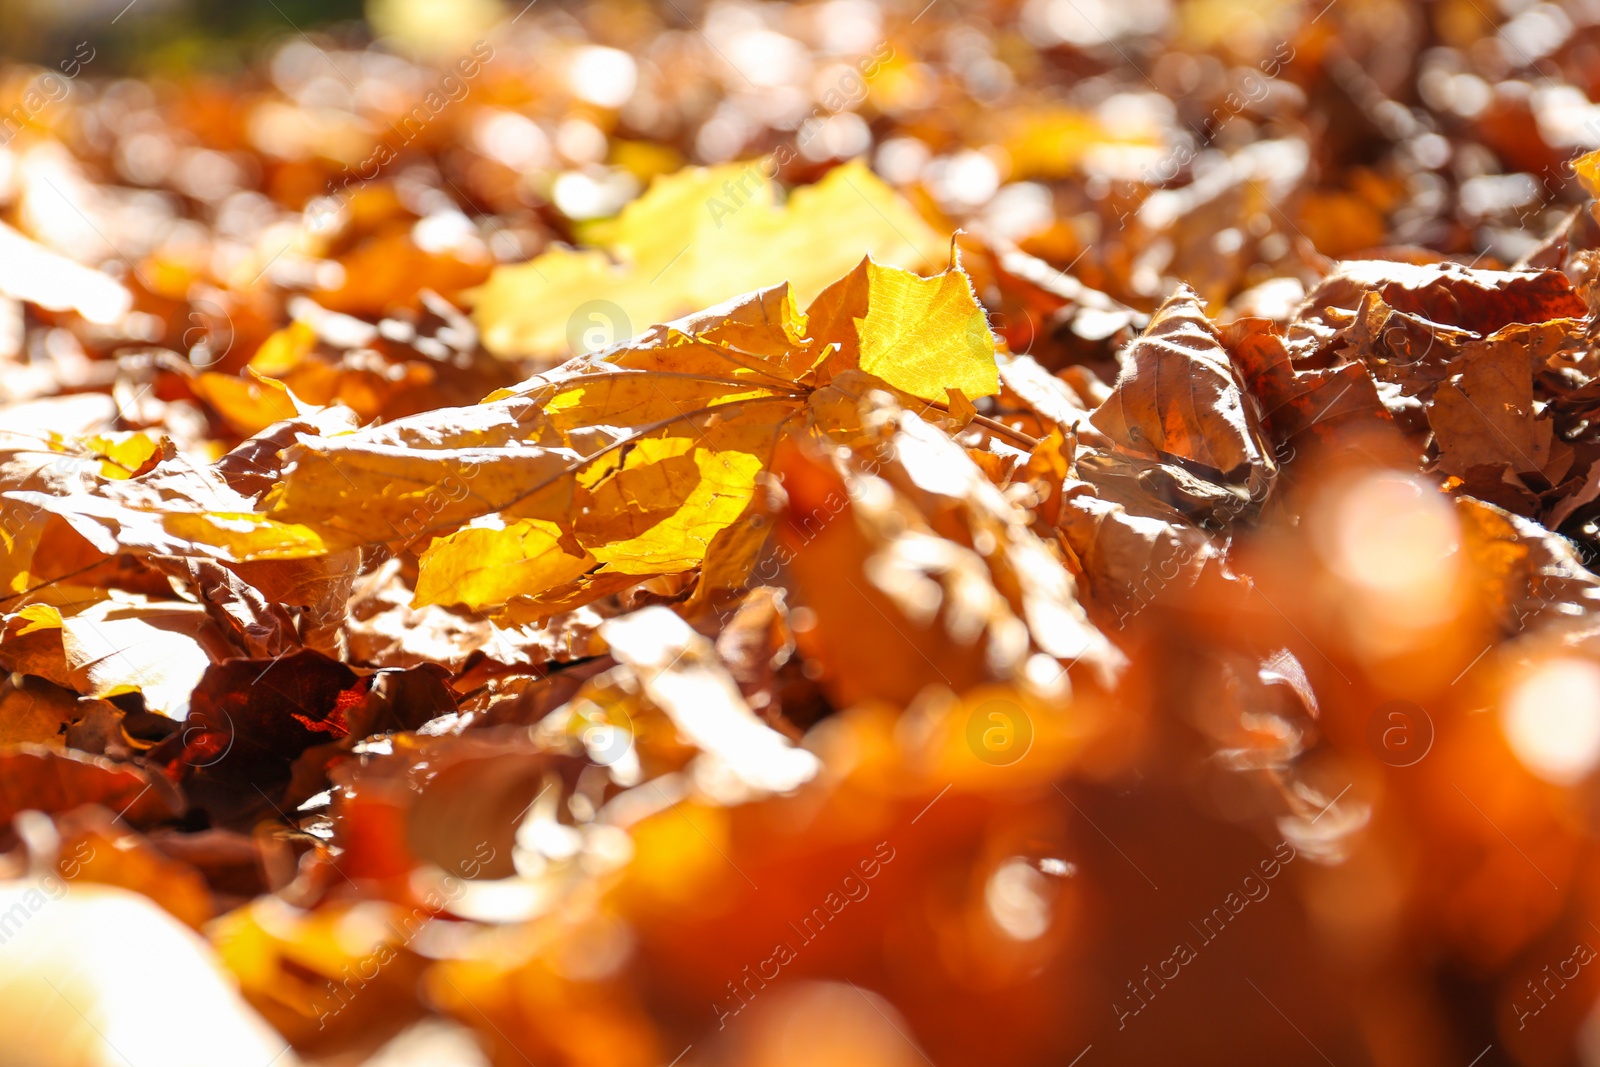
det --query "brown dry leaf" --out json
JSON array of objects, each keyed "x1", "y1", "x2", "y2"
[
  {"x1": 159, "y1": 649, "x2": 366, "y2": 823},
  {"x1": 344, "y1": 557, "x2": 495, "y2": 670},
  {"x1": 777, "y1": 395, "x2": 1118, "y2": 709},
  {"x1": 1224, "y1": 318, "x2": 1389, "y2": 449},
  {"x1": 1457, "y1": 496, "x2": 1600, "y2": 634},
  {"x1": 1297, "y1": 260, "x2": 1589, "y2": 343},
  {"x1": 710, "y1": 584, "x2": 797, "y2": 710},
  {"x1": 1430, "y1": 337, "x2": 1550, "y2": 479},
  {"x1": 0, "y1": 605, "x2": 74, "y2": 686},
  {"x1": 1057, "y1": 452, "x2": 1224, "y2": 626},
  {"x1": 1335, "y1": 289, "x2": 1481, "y2": 400},
  {"x1": 959, "y1": 231, "x2": 1145, "y2": 364},
  {"x1": 1273, "y1": 259, "x2": 1592, "y2": 525},
  {"x1": 0, "y1": 745, "x2": 182, "y2": 827},
  {"x1": 997, "y1": 352, "x2": 1092, "y2": 430},
  {"x1": 390, "y1": 729, "x2": 581, "y2": 880},
  {"x1": 147, "y1": 556, "x2": 300, "y2": 660},
  {"x1": 1090, "y1": 284, "x2": 1272, "y2": 482},
  {"x1": 0, "y1": 676, "x2": 80, "y2": 746}
]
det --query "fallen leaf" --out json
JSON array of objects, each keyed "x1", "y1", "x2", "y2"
[
  {"x1": 469, "y1": 161, "x2": 944, "y2": 359},
  {"x1": 1091, "y1": 284, "x2": 1271, "y2": 481},
  {"x1": 0, "y1": 745, "x2": 182, "y2": 827}
]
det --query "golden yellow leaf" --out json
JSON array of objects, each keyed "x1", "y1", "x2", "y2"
[
  {"x1": 80, "y1": 433, "x2": 162, "y2": 480},
  {"x1": 161, "y1": 512, "x2": 333, "y2": 560},
  {"x1": 811, "y1": 257, "x2": 999, "y2": 404},
  {"x1": 15, "y1": 604, "x2": 63, "y2": 635},
  {"x1": 580, "y1": 441, "x2": 769, "y2": 573},
  {"x1": 248, "y1": 320, "x2": 318, "y2": 376},
  {"x1": 469, "y1": 160, "x2": 943, "y2": 359},
  {"x1": 413, "y1": 516, "x2": 594, "y2": 609},
  {"x1": 264, "y1": 393, "x2": 582, "y2": 541},
  {"x1": 998, "y1": 106, "x2": 1161, "y2": 180},
  {"x1": 1177, "y1": 0, "x2": 1302, "y2": 52}
]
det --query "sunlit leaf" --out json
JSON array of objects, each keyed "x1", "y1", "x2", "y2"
[{"x1": 469, "y1": 161, "x2": 944, "y2": 359}]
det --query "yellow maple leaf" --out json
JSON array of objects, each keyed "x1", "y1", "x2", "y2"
[
  {"x1": 468, "y1": 159, "x2": 944, "y2": 359},
  {"x1": 269, "y1": 257, "x2": 997, "y2": 614},
  {"x1": 811, "y1": 256, "x2": 999, "y2": 405}
]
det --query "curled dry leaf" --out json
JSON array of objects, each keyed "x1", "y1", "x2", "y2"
[
  {"x1": 777, "y1": 400, "x2": 1118, "y2": 708},
  {"x1": 1090, "y1": 284, "x2": 1273, "y2": 485}
]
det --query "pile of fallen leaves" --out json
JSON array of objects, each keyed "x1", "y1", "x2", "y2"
[{"x1": 12, "y1": 0, "x2": 1600, "y2": 1064}]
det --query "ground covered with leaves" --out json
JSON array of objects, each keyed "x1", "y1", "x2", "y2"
[{"x1": 10, "y1": 0, "x2": 1600, "y2": 1064}]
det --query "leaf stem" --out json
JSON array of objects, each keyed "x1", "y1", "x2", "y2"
[{"x1": 913, "y1": 398, "x2": 1041, "y2": 450}]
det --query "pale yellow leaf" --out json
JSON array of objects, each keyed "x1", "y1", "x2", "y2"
[
  {"x1": 0, "y1": 883, "x2": 298, "y2": 1067},
  {"x1": 602, "y1": 606, "x2": 819, "y2": 794},
  {"x1": 57, "y1": 596, "x2": 232, "y2": 719},
  {"x1": 469, "y1": 160, "x2": 943, "y2": 359}
]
